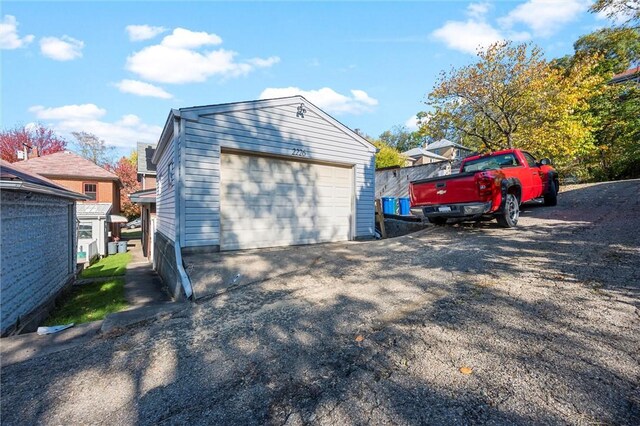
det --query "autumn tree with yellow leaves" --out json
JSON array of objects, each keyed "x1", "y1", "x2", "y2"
[{"x1": 421, "y1": 42, "x2": 604, "y2": 174}]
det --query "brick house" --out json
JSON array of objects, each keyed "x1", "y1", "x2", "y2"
[
  {"x1": 0, "y1": 160, "x2": 88, "y2": 335},
  {"x1": 17, "y1": 151, "x2": 125, "y2": 257}
]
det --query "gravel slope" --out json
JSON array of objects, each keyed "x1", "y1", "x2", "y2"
[{"x1": 2, "y1": 180, "x2": 639, "y2": 425}]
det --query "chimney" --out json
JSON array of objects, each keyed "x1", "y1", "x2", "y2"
[
  {"x1": 22, "y1": 143, "x2": 30, "y2": 161},
  {"x1": 31, "y1": 147, "x2": 39, "y2": 158}
]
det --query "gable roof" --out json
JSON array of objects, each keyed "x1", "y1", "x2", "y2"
[
  {"x1": 17, "y1": 151, "x2": 120, "y2": 181},
  {"x1": 153, "y1": 96, "x2": 376, "y2": 163},
  {"x1": 401, "y1": 147, "x2": 448, "y2": 161},
  {"x1": 0, "y1": 160, "x2": 88, "y2": 200},
  {"x1": 426, "y1": 139, "x2": 471, "y2": 151},
  {"x1": 137, "y1": 142, "x2": 157, "y2": 175},
  {"x1": 611, "y1": 66, "x2": 640, "y2": 84}
]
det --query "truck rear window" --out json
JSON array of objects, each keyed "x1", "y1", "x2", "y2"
[{"x1": 461, "y1": 153, "x2": 520, "y2": 172}]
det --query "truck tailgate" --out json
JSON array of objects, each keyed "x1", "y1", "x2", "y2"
[{"x1": 410, "y1": 172, "x2": 480, "y2": 206}]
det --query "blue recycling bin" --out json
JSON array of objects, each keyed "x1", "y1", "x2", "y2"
[
  {"x1": 398, "y1": 197, "x2": 411, "y2": 215},
  {"x1": 381, "y1": 197, "x2": 397, "y2": 215}
]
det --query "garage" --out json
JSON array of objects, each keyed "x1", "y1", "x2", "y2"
[
  {"x1": 152, "y1": 96, "x2": 377, "y2": 297},
  {"x1": 220, "y1": 152, "x2": 353, "y2": 250}
]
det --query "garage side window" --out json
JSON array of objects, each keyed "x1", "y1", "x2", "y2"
[
  {"x1": 83, "y1": 182, "x2": 97, "y2": 200},
  {"x1": 78, "y1": 223, "x2": 93, "y2": 239}
]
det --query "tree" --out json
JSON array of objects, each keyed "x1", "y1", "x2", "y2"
[
  {"x1": 108, "y1": 155, "x2": 141, "y2": 220},
  {"x1": 371, "y1": 140, "x2": 406, "y2": 169},
  {"x1": 422, "y1": 42, "x2": 603, "y2": 173},
  {"x1": 556, "y1": 27, "x2": 640, "y2": 180},
  {"x1": 572, "y1": 27, "x2": 640, "y2": 75},
  {"x1": 71, "y1": 131, "x2": 114, "y2": 166},
  {"x1": 590, "y1": 0, "x2": 640, "y2": 26},
  {"x1": 378, "y1": 126, "x2": 424, "y2": 153},
  {"x1": 0, "y1": 123, "x2": 67, "y2": 162}
]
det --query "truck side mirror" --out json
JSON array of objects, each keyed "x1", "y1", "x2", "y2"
[{"x1": 539, "y1": 158, "x2": 552, "y2": 166}]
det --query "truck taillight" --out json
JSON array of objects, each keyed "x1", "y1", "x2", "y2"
[{"x1": 477, "y1": 173, "x2": 493, "y2": 198}]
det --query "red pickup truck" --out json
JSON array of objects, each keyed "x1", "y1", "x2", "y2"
[{"x1": 409, "y1": 149, "x2": 559, "y2": 227}]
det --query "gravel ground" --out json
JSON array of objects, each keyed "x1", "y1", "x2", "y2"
[{"x1": 2, "y1": 180, "x2": 639, "y2": 425}]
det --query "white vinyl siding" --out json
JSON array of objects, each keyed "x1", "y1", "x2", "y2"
[
  {"x1": 156, "y1": 136, "x2": 177, "y2": 241},
  {"x1": 155, "y1": 97, "x2": 376, "y2": 249},
  {"x1": 220, "y1": 152, "x2": 353, "y2": 250}
]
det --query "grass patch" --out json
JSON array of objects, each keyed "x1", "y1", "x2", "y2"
[
  {"x1": 121, "y1": 229, "x2": 141, "y2": 240},
  {"x1": 80, "y1": 252, "x2": 131, "y2": 279},
  {"x1": 44, "y1": 279, "x2": 127, "y2": 325}
]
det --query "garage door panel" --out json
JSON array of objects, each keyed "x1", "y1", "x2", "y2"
[{"x1": 221, "y1": 152, "x2": 353, "y2": 250}]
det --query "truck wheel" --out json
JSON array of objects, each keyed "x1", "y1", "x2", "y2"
[
  {"x1": 496, "y1": 193, "x2": 519, "y2": 228},
  {"x1": 544, "y1": 180, "x2": 558, "y2": 206},
  {"x1": 429, "y1": 217, "x2": 447, "y2": 226}
]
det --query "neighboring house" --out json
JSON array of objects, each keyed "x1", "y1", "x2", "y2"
[
  {"x1": 153, "y1": 96, "x2": 376, "y2": 298},
  {"x1": 17, "y1": 151, "x2": 126, "y2": 258},
  {"x1": 611, "y1": 66, "x2": 639, "y2": 85},
  {"x1": 130, "y1": 188, "x2": 156, "y2": 262},
  {"x1": 137, "y1": 142, "x2": 157, "y2": 190},
  {"x1": 424, "y1": 139, "x2": 473, "y2": 160},
  {"x1": 0, "y1": 160, "x2": 88, "y2": 336},
  {"x1": 401, "y1": 147, "x2": 448, "y2": 167}
]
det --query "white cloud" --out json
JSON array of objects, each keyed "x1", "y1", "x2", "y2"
[
  {"x1": 160, "y1": 27, "x2": 222, "y2": 48},
  {"x1": 125, "y1": 24, "x2": 167, "y2": 41},
  {"x1": 404, "y1": 115, "x2": 420, "y2": 131},
  {"x1": 433, "y1": 20, "x2": 506, "y2": 55},
  {"x1": 40, "y1": 35, "x2": 84, "y2": 61},
  {"x1": 29, "y1": 104, "x2": 106, "y2": 120},
  {"x1": 114, "y1": 79, "x2": 173, "y2": 99},
  {"x1": 499, "y1": 0, "x2": 590, "y2": 37},
  {"x1": 0, "y1": 15, "x2": 34, "y2": 49},
  {"x1": 259, "y1": 87, "x2": 378, "y2": 115},
  {"x1": 29, "y1": 103, "x2": 162, "y2": 148},
  {"x1": 467, "y1": 2, "x2": 491, "y2": 19},
  {"x1": 126, "y1": 27, "x2": 278, "y2": 84}
]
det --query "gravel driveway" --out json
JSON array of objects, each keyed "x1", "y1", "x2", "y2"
[{"x1": 2, "y1": 180, "x2": 639, "y2": 425}]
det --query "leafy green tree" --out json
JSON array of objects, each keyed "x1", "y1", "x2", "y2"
[
  {"x1": 572, "y1": 27, "x2": 640, "y2": 75},
  {"x1": 378, "y1": 126, "x2": 424, "y2": 153}
]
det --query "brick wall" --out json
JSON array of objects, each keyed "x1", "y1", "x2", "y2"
[{"x1": 0, "y1": 190, "x2": 76, "y2": 335}]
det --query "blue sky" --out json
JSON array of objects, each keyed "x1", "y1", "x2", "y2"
[{"x1": 2, "y1": 1, "x2": 613, "y2": 158}]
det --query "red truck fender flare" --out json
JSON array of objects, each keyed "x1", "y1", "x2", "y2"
[{"x1": 499, "y1": 178, "x2": 522, "y2": 209}]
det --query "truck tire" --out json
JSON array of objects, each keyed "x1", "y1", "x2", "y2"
[
  {"x1": 544, "y1": 180, "x2": 558, "y2": 206},
  {"x1": 496, "y1": 193, "x2": 519, "y2": 228},
  {"x1": 429, "y1": 217, "x2": 447, "y2": 226}
]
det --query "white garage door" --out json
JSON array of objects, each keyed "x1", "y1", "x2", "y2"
[{"x1": 220, "y1": 152, "x2": 353, "y2": 251}]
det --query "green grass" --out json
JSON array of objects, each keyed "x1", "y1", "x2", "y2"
[
  {"x1": 80, "y1": 252, "x2": 132, "y2": 279},
  {"x1": 43, "y1": 279, "x2": 127, "y2": 325}
]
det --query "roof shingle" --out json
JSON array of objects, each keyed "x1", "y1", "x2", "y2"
[{"x1": 18, "y1": 151, "x2": 120, "y2": 181}]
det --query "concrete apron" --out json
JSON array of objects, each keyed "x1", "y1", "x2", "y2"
[{"x1": 184, "y1": 241, "x2": 361, "y2": 300}]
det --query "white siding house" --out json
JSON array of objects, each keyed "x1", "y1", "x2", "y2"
[{"x1": 152, "y1": 96, "x2": 376, "y2": 298}]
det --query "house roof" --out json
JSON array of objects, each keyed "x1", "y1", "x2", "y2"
[
  {"x1": 77, "y1": 202, "x2": 112, "y2": 217},
  {"x1": 130, "y1": 188, "x2": 156, "y2": 203},
  {"x1": 425, "y1": 139, "x2": 471, "y2": 151},
  {"x1": 0, "y1": 160, "x2": 89, "y2": 200},
  {"x1": 18, "y1": 151, "x2": 120, "y2": 181},
  {"x1": 611, "y1": 66, "x2": 640, "y2": 84},
  {"x1": 401, "y1": 147, "x2": 448, "y2": 161},
  {"x1": 137, "y1": 142, "x2": 157, "y2": 175},
  {"x1": 153, "y1": 95, "x2": 377, "y2": 163}
]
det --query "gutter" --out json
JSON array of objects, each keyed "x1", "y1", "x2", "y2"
[
  {"x1": 171, "y1": 113, "x2": 193, "y2": 299},
  {"x1": 0, "y1": 181, "x2": 90, "y2": 200}
]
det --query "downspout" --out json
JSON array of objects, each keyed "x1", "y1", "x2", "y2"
[{"x1": 172, "y1": 112, "x2": 194, "y2": 299}]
